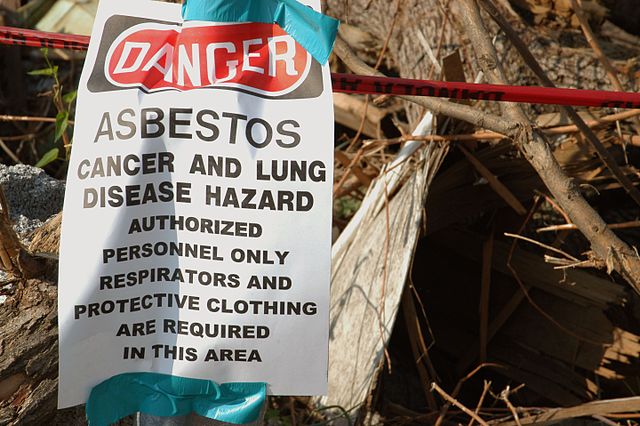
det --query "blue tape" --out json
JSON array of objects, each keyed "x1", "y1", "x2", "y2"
[
  {"x1": 86, "y1": 373, "x2": 266, "y2": 426},
  {"x1": 181, "y1": 0, "x2": 339, "y2": 64}
]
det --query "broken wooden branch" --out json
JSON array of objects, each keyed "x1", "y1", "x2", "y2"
[{"x1": 459, "y1": 0, "x2": 640, "y2": 292}]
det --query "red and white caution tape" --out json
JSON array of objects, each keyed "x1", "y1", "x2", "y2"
[{"x1": 2, "y1": 25, "x2": 640, "y2": 109}]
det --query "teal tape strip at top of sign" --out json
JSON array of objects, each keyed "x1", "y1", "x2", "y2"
[
  {"x1": 181, "y1": 0, "x2": 339, "y2": 64},
  {"x1": 86, "y1": 373, "x2": 266, "y2": 426}
]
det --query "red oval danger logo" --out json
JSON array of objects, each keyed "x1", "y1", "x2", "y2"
[{"x1": 105, "y1": 22, "x2": 311, "y2": 95}]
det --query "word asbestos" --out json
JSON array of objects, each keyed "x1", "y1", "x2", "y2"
[{"x1": 3, "y1": 25, "x2": 640, "y2": 109}]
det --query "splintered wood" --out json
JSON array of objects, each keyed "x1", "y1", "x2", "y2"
[{"x1": 320, "y1": 114, "x2": 448, "y2": 411}]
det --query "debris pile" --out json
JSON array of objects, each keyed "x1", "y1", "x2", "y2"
[{"x1": 1, "y1": 0, "x2": 640, "y2": 424}]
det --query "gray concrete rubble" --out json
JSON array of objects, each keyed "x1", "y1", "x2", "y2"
[{"x1": 0, "y1": 164, "x2": 65, "y2": 236}]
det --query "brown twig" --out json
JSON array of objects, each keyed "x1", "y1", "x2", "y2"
[
  {"x1": 435, "y1": 363, "x2": 504, "y2": 426},
  {"x1": 498, "y1": 386, "x2": 523, "y2": 426},
  {"x1": 334, "y1": 150, "x2": 373, "y2": 187},
  {"x1": 401, "y1": 283, "x2": 439, "y2": 410},
  {"x1": 534, "y1": 190, "x2": 572, "y2": 225},
  {"x1": 346, "y1": 96, "x2": 371, "y2": 152},
  {"x1": 431, "y1": 382, "x2": 490, "y2": 426},
  {"x1": 422, "y1": 0, "x2": 452, "y2": 82},
  {"x1": 592, "y1": 415, "x2": 621, "y2": 426},
  {"x1": 0, "y1": 134, "x2": 36, "y2": 142},
  {"x1": 545, "y1": 109, "x2": 640, "y2": 134},
  {"x1": 504, "y1": 233, "x2": 579, "y2": 262},
  {"x1": 502, "y1": 198, "x2": 610, "y2": 347},
  {"x1": 0, "y1": 139, "x2": 21, "y2": 163},
  {"x1": 505, "y1": 243, "x2": 610, "y2": 347},
  {"x1": 333, "y1": 147, "x2": 365, "y2": 196},
  {"x1": 537, "y1": 220, "x2": 640, "y2": 233},
  {"x1": 0, "y1": 114, "x2": 74, "y2": 125},
  {"x1": 289, "y1": 397, "x2": 297, "y2": 426},
  {"x1": 571, "y1": 0, "x2": 624, "y2": 92},
  {"x1": 468, "y1": 381, "x2": 492, "y2": 426},
  {"x1": 363, "y1": 108, "x2": 640, "y2": 149}
]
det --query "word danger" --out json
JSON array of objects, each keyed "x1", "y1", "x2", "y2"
[{"x1": 106, "y1": 22, "x2": 310, "y2": 94}]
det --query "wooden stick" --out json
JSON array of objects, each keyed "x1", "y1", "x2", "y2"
[
  {"x1": 431, "y1": 382, "x2": 490, "y2": 426},
  {"x1": 592, "y1": 415, "x2": 621, "y2": 426},
  {"x1": 401, "y1": 285, "x2": 439, "y2": 410},
  {"x1": 495, "y1": 396, "x2": 640, "y2": 425},
  {"x1": 363, "y1": 107, "x2": 640, "y2": 146},
  {"x1": 499, "y1": 387, "x2": 523, "y2": 426},
  {"x1": 571, "y1": 0, "x2": 624, "y2": 92},
  {"x1": 504, "y1": 233, "x2": 579, "y2": 262},
  {"x1": 435, "y1": 363, "x2": 503, "y2": 426},
  {"x1": 0, "y1": 139, "x2": 20, "y2": 164},
  {"x1": 537, "y1": 220, "x2": 640, "y2": 233},
  {"x1": 468, "y1": 381, "x2": 491, "y2": 426},
  {"x1": 545, "y1": 109, "x2": 640, "y2": 134},
  {"x1": 0, "y1": 114, "x2": 74, "y2": 125}
]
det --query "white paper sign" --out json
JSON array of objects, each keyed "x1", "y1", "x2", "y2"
[{"x1": 58, "y1": 0, "x2": 332, "y2": 408}]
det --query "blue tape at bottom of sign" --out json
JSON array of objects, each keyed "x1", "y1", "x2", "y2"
[
  {"x1": 181, "y1": 0, "x2": 339, "y2": 65},
  {"x1": 86, "y1": 373, "x2": 266, "y2": 426}
]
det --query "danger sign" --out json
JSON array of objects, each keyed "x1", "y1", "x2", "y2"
[
  {"x1": 58, "y1": 0, "x2": 333, "y2": 408},
  {"x1": 105, "y1": 22, "x2": 310, "y2": 94}
]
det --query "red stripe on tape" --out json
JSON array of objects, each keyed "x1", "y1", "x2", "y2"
[
  {"x1": 331, "y1": 73, "x2": 640, "y2": 109},
  {"x1": 1, "y1": 25, "x2": 639, "y2": 109}
]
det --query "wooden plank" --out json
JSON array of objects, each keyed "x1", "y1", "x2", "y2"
[
  {"x1": 319, "y1": 123, "x2": 448, "y2": 412},
  {"x1": 35, "y1": 0, "x2": 98, "y2": 36},
  {"x1": 495, "y1": 396, "x2": 640, "y2": 426},
  {"x1": 320, "y1": 154, "x2": 429, "y2": 411}
]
